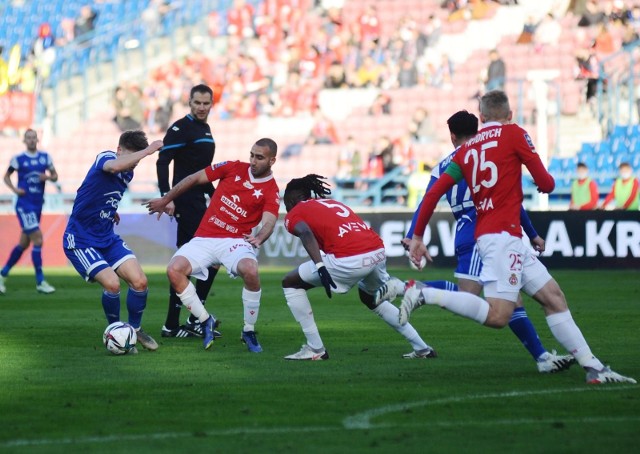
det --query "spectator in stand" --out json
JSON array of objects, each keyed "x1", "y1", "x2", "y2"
[
  {"x1": 621, "y1": 21, "x2": 640, "y2": 48},
  {"x1": 324, "y1": 60, "x2": 347, "y2": 88},
  {"x1": 576, "y1": 47, "x2": 601, "y2": 105},
  {"x1": 601, "y1": 162, "x2": 640, "y2": 210},
  {"x1": 397, "y1": 58, "x2": 419, "y2": 87},
  {"x1": 358, "y1": 4, "x2": 382, "y2": 45},
  {"x1": 592, "y1": 23, "x2": 616, "y2": 56},
  {"x1": 306, "y1": 109, "x2": 340, "y2": 145},
  {"x1": 336, "y1": 135, "x2": 361, "y2": 188},
  {"x1": 485, "y1": 49, "x2": 506, "y2": 91},
  {"x1": 408, "y1": 107, "x2": 436, "y2": 144},
  {"x1": 227, "y1": 0, "x2": 255, "y2": 38},
  {"x1": 354, "y1": 55, "x2": 383, "y2": 88},
  {"x1": 578, "y1": 0, "x2": 605, "y2": 27},
  {"x1": 73, "y1": 4, "x2": 98, "y2": 44},
  {"x1": 516, "y1": 15, "x2": 537, "y2": 45},
  {"x1": 569, "y1": 162, "x2": 599, "y2": 210},
  {"x1": 30, "y1": 23, "x2": 56, "y2": 82},
  {"x1": 368, "y1": 92, "x2": 392, "y2": 115},
  {"x1": 533, "y1": 13, "x2": 562, "y2": 52},
  {"x1": 372, "y1": 135, "x2": 396, "y2": 175},
  {"x1": 114, "y1": 84, "x2": 144, "y2": 132}
]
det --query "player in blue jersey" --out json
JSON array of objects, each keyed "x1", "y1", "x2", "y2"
[
  {"x1": 63, "y1": 130, "x2": 163, "y2": 353},
  {"x1": 0, "y1": 129, "x2": 58, "y2": 295},
  {"x1": 376, "y1": 110, "x2": 575, "y2": 373}
]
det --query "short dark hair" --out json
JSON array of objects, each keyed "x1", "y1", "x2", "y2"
[
  {"x1": 577, "y1": 162, "x2": 588, "y2": 169},
  {"x1": 190, "y1": 84, "x2": 213, "y2": 100},
  {"x1": 118, "y1": 130, "x2": 149, "y2": 151},
  {"x1": 447, "y1": 110, "x2": 478, "y2": 138},
  {"x1": 255, "y1": 137, "x2": 278, "y2": 157}
]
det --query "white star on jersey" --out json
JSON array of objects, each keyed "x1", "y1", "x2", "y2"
[{"x1": 252, "y1": 189, "x2": 263, "y2": 199}]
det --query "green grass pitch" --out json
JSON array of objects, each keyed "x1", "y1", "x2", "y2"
[{"x1": 0, "y1": 267, "x2": 638, "y2": 453}]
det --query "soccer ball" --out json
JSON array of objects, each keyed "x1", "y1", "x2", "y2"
[{"x1": 103, "y1": 322, "x2": 137, "y2": 355}]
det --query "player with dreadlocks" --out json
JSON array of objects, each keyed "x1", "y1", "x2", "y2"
[{"x1": 281, "y1": 174, "x2": 437, "y2": 360}]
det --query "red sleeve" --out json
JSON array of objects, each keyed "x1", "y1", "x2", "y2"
[
  {"x1": 622, "y1": 179, "x2": 639, "y2": 209},
  {"x1": 263, "y1": 183, "x2": 281, "y2": 216},
  {"x1": 526, "y1": 158, "x2": 555, "y2": 193},
  {"x1": 413, "y1": 173, "x2": 456, "y2": 237},
  {"x1": 602, "y1": 184, "x2": 616, "y2": 207},
  {"x1": 579, "y1": 181, "x2": 599, "y2": 210}
]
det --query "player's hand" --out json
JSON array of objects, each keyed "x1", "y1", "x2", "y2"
[
  {"x1": 146, "y1": 140, "x2": 164, "y2": 155},
  {"x1": 243, "y1": 234, "x2": 260, "y2": 248},
  {"x1": 316, "y1": 263, "x2": 337, "y2": 298},
  {"x1": 144, "y1": 198, "x2": 169, "y2": 219},
  {"x1": 531, "y1": 235, "x2": 545, "y2": 253},
  {"x1": 113, "y1": 212, "x2": 120, "y2": 225},
  {"x1": 15, "y1": 188, "x2": 26, "y2": 196},
  {"x1": 408, "y1": 237, "x2": 432, "y2": 270}
]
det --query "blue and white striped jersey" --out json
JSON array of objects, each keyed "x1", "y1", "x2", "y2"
[
  {"x1": 64, "y1": 151, "x2": 133, "y2": 248},
  {"x1": 9, "y1": 150, "x2": 54, "y2": 210}
]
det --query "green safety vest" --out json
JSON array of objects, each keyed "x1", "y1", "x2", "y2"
[
  {"x1": 614, "y1": 178, "x2": 639, "y2": 210},
  {"x1": 571, "y1": 178, "x2": 594, "y2": 208}
]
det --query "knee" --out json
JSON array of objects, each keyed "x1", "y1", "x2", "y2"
[
  {"x1": 103, "y1": 277, "x2": 121, "y2": 294},
  {"x1": 128, "y1": 274, "x2": 148, "y2": 292}
]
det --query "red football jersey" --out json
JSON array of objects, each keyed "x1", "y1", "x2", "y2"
[
  {"x1": 284, "y1": 198, "x2": 384, "y2": 258},
  {"x1": 450, "y1": 122, "x2": 554, "y2": 238},
  {"x1": 195, "y1": 161, "x2": 280, "y2": 238}
]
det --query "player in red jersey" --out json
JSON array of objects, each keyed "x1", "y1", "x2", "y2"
[
  {"x1": 281, "y1": 174, "x2": 436, "y2": 360},
  {"x1": 146, "y1": 138, "x2": 280, "y2": 352},
  {"x1": 400, "y1": 91, "x2": 635, "y2": 384}
]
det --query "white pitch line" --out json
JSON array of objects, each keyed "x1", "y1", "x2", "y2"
[
  {"x1": 2, "y1": 386, "x2": 637, "y2": 448},
  {"x1": 342, "y1": 385, "x2": 639, "y2": 429}
]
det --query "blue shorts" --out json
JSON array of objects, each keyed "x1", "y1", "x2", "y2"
[
  {"x1": 454, "y1": 243, "x2": 482, "y2": 282},
  {"x1": 16, "y1": 205, "x2": 42, "y2": 234},
  {"x1": 64, "y1": 235, "x2": 136, "y2": 282}
]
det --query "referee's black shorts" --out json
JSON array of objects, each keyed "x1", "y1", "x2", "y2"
[{"x1": 174, "y1": 194, "x2": 207, "y2": 247}]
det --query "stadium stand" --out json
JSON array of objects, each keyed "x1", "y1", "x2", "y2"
[{"x1": 0, "y1": 0, "x2": 638, "y2": 211}]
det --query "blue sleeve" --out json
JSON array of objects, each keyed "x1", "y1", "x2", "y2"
[
  {"x1": 407, "y1": 175, "x2": 438, "y2": 238},
  {"x1": 520, "y1": 206, "x2": 538, "y2": 239}
]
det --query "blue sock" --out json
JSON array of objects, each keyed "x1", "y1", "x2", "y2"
[
  {"x1": 102, "y1": 291, "x2": 121, "y2": 325},
  {"x1": 127, "y1": 288, "x2": 148, "y2": 329},
  {"x1": 509, "y1": 307, "x2": 547, "y2": 360},
  {"x1": 32, "y1": 246, "x2": 44, "y2": 284},
  {"x1": 2, "y1": 245, "x2": 25, "y2": 276},
  {"x1": 424, "y1": 280, "x2": 459, "y2": 291}
]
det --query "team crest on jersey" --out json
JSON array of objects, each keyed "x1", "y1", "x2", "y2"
[
  {"x1": 509, "y1": 273, "x2": 519, "y2": 286},
  {"x1": 172, "y1": 126, "x2": 180, "y2": 131},
  {"x1": 243, "y1": 181, "x2": 254, "y2": 189},
  {"x1": 213, "y1": 161, "x2": 227, "y2": 168},
  {"x1": 524, "y1": 133, "x2": 536, "y2": 152}
]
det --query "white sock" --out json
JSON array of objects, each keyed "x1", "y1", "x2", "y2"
[
  {"x1": 177, "y1": 282, "x2": 209, "y2": 323},
  {"x1": 242, "y1": 287, "x2": 261, "y2": 332},
  {"x1": 373, "y1": 301, "x2": 429, "y2": 351},
  {"x1": 423, "y1": 287, "x2": 489, "y2": 324},
  {"x1": 284, "y1": 287, "x2": 324, "y2": 350},
  {"x1": 546, "y1": 311, "x2": 604, "y2": 370}
]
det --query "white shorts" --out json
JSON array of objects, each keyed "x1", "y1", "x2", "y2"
[
  {"x1": 477, "y1": 232, "x2": 551, "y2": 302},
  {"x1": 298, "y1": 248, "x2": 390, "y2": 295},
  {"x1": 173, "y1": 237, "x2": 257, "y2": 280}
]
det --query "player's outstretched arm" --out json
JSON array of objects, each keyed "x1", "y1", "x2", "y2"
[
  {"x1": 244, "y1": 212, "x2": 277, "y2": 248},
  {"x1": 144, "y1": 168, "x2": 208, "y2": 219},
  {"x1": 104, "y1": 140, "x2": 164, "y2": 174}
]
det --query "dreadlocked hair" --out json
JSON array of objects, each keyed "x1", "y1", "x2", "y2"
[{"x1": 285, "y1": 174, "x2": 331, "y2": 199}]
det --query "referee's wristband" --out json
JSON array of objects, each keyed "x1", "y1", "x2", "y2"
[{"x1": 315, "y1": 262, "x2": 325, "y2": 270}]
